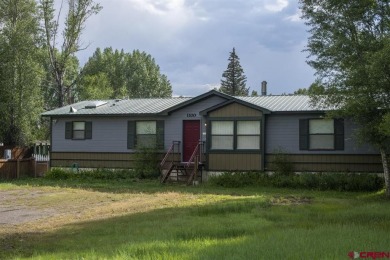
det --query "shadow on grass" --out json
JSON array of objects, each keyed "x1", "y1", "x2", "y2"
[
  {"x1": 0, "y1": 197, "x2": 270, "y2": 259},
  {"x1": 1, "y1": 177, "x2": 380, "y2": 200},
  {"x1": 1, "y1": 193, "x2": 390, "y2": 259}
]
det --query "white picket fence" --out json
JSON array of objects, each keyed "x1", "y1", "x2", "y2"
[{"x1": 33, "y1": 154, "x2": 50, "y2": 162}]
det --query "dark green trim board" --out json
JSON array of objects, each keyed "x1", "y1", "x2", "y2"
[
  {"x1": 127, "y1": 121, "x2": 135, "y2": 149},
  {"x1": 65, "y1": 122, "x2": 72, "y2": 139},
  {"x1": 85, "y1": 122, "x2": 92, "y2": 139},
  {"x1": 157, "y1": 120, "x2": 165, "y2": 149},
  {"x1": 299, "y1": 119, "x2": 309, "y2": 150},
  {"x1": 261, "y1": 115, "x2": 266, "y2": 171},
  {"x1": 334, "y1": 119, "x2": 344, "y2": 150}
]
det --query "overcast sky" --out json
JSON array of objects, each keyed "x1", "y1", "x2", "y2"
[{"x1": 76, "y1": 0, "x2": 316, "y2": 96}]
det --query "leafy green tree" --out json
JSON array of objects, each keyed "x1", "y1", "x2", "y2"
[
  {"x1": 0, "y1": 0, "x2": 44, "y2": 145},
  {"x1": 219, "y1": 48, "x2": 249, "y2": 96},
  {"x1": 294, "y1": 81, "x2": 325, "y2": 95},
  {"x1": 40, "y1": 0, "x2": 102, "y2": 108},
  {"x1": 300, "y1": 0, "x2": 390, "y2": 196},
  {"x1": 125, "y1": 50, "x2": 172, "y2": 98},
  {"x1": 78, "y1": 73, "x2": 113, "y2": 100},
  {"x1": 81, "y1": 48, "x2": 172, "y2": 99}
]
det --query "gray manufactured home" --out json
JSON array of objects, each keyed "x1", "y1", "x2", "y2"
[{"x1": 42, "y1": 90, "x2": 382, "y2": 178}]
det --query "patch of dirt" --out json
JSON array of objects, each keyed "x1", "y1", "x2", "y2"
[
  {"x1": 0, "y1": 190, "x2": 60, "y2": 226},
  {"x1": 270, "y1": 195, "x2": 312, "y2": 205}
]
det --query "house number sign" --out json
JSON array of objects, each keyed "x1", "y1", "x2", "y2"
[{"x1": 186, "y1": 113, "x2": 197, "y2": 118}]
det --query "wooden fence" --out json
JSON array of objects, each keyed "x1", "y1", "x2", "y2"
[{"x1": 0, "y1": 158, "x2": 49, "y2": 180}]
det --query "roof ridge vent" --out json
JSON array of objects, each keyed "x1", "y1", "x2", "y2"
[{"x1": 85, "y1": 101, "x2": 108, "y2": 109}]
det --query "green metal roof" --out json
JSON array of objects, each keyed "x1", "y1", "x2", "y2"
[
  {"x1": 41, "y1": 91, "x2": 330, "y2": 117},
  {"x1": 41, "y1": 98, "x2": 192, "y2": 117}
]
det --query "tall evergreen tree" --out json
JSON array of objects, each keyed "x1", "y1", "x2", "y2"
[{"x1": 219, "y1": 48, "x2": 249, "y2": 96}]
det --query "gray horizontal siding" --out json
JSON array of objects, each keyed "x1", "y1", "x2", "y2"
[
  {"x1": 164, "y1": 96, "x2": 226, "y2": 152},
  {"x1": 52, "y1": 116, "x2": 162, "y2": 153},
  {"x1": 52, "y1": 96, "x2": 226, "y2": 154},
  {"x1": 265, "y1": 114, "x2": 379, "y2": 154}
]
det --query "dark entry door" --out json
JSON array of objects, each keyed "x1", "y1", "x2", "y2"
[{"x1": 183, "y1": 120, "x2": 200, "y2": 162}]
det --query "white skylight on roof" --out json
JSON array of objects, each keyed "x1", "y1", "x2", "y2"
[{"x1": 85, "y1": 101, "x2": 108, "y2": 109}]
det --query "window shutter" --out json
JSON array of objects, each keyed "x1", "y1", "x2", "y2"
[
  {"x1": 156, "y1": 120, "x2": 165, "y2": 149},
  {"x1": 299, "y1": 119, "x2": 309, "y2": 150},
  {"x1": 334, "y1": 119, "x2": 344, "y2": 150},
  {"x1": 127, "y1": 121, "x2": 136, "y2": 149},
  {"x1": 85, "y1": 122, "x2": 92, "y2": 139},
  {"x1": 65, "y1": 122, "x2": 72, "y2": 139}
]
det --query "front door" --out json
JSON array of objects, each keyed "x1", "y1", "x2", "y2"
[{"x1": 183, "y1": 120, "x2": 200, "y2": 162}]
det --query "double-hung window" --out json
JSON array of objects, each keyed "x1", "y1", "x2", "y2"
[
  {"x1": 237, "y1": 121, "x2": 261, "y2": 150},
  {"x1": 127, "y1": 120, "x2": 164, "y2": 149},
  {"x1": 65, "y1": 121, "x2": 92, "y2": 140},
  {"x1": 136, "y1": 121, "x2": 157, "y2": 148},
  {"x1": 211, "y1": 121, "x2": 234, "y2": 150},
  {"x1": 309, "y1": 119, "x2": 334, "y2": 149},
  {"x1": 210, "y1": 120, "x2": 261, "y2": 151},
  {"x1": 299, "y1": 118, "x2": 344, "y2": 150}
]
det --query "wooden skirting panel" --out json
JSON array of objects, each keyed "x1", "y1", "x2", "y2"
[
  {"x1": 265, "y1": 154, "x2": 383, "y2": 172},
  {"x1": 51, "y1": 152, "x2": 173, "y2": 168},
  {"x1": 208, "y1": 154, "x2": 261, "y2": 171}
]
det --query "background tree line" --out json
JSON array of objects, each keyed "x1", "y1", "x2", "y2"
[{"x1": 0, "y1": 0, "x2": 172, "y2": 146}]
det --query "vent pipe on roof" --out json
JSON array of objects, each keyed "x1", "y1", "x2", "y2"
[
  {"x1": 261, "y1": 81, "x2": 267, "y2": 96},
  {"x1": 69, "y1": 106, "x2": 77, "y2": 113}
]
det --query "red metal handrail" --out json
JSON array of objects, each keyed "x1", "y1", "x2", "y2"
[
  {"x1": 186, "y1": 141, "x2": 204, "y2": 167},
  {"x1": 160, "y1": 141, "x2": 180, "y2": 168}
]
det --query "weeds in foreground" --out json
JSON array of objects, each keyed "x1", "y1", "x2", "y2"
[{"x1": 208, "y1": 171, "x2": 384, "y2": 192}]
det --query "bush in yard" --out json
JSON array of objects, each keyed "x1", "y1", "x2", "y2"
[
  {"x1": 208, "y1": 172, "x2": 266, "y2": 188},
  {"x1": 133, "y1": 146, "x2": 161, "y2": 179},
  {"x1": 45, "y1": 168, "x2": 72, "y2": 180},
  {"x1": 208, "y1": 171, "x2": 384, "y2": 192},
  {"x1": 45, "y1": 168, "x2": 137, "y2": 180},
  {"x1": 272, "y1": 148, "x2": 294, "y2": 176}
]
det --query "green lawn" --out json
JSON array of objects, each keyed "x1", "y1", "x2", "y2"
[{"x1": 1, "y1": 178, "x2": 389, "y2": 259}]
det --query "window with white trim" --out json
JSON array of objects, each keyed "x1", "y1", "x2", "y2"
[{"x1": 210, "y1": 120, "x2": 261, "y2": 151}]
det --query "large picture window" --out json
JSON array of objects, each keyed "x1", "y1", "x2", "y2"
[
  {"x1": 299, "y1": 118, "x2": 344, "y2": 150},
  {"x1": 210, "y1": 120, "x2": 261, "y2": 151},
  {"x1": 65, "y1": 121, "x2": 92, "y2": 140}
]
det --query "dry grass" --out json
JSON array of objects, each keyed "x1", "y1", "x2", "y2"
[{"x1": 0, "y1": 185, "x2": 234, "y2": 235}]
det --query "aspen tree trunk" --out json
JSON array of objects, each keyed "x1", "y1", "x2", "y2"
[{"x1": 380, "y1": 148, "x2": 390, "y2": 198}]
